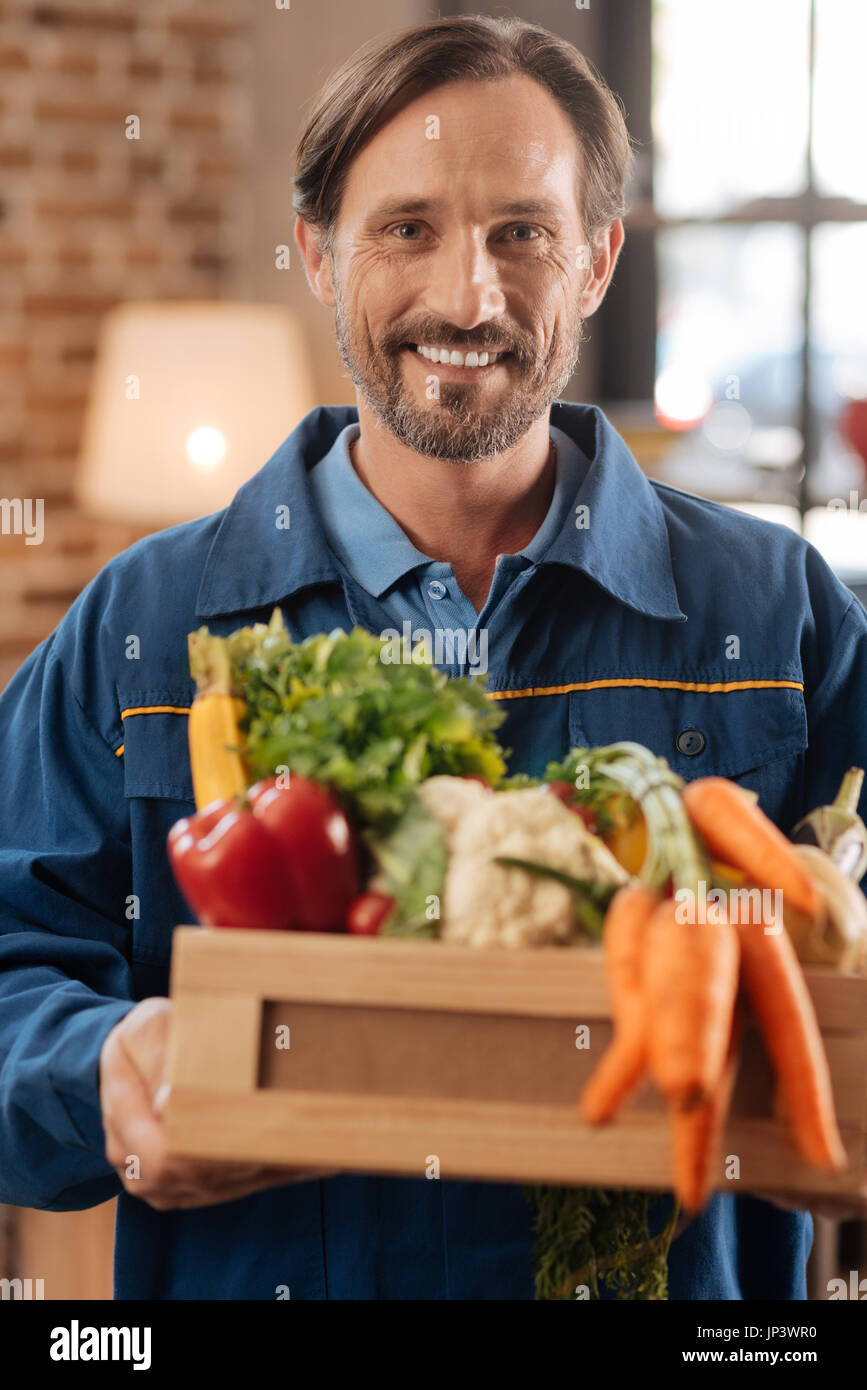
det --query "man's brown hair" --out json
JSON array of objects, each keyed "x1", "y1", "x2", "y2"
[{"x1": 292, "y1": 13, "x2": 633, "y2": 251}]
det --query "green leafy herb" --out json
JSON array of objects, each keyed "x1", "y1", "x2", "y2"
[
  {"x1": 526, "y1": 1186, "x2": 679, "y2": 1300},
  {"x1": 221, "y1": 611, "x2": 509, "y2": 828},
  {"x1": 364, "y1": 794, "x2": 447, "y2": 938}
]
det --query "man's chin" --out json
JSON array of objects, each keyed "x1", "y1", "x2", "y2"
[{"x1": 375, "y1": 402, "x2": 538, "y2": 462}]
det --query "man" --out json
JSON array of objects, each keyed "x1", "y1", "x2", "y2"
[{"x1": 1, "y1": 15, "x2": 865, "y2": 1301}]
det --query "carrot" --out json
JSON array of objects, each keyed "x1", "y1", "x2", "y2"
[
  {"x1": 670, "y1": 1009, "x2": 742, "y2": 1212},
  {"x1": 682, "y1": 777, "x2": 819, "y2": 919},
  {"x1": 580, "y1": 883, "x2": 659, "y2": 1124},
  {"x1": 644, "y1": 897, "x2": 740, "y2": 1111},
  {"x1": 736, "y1": 911, "x2": 847, "y2": 1172}
]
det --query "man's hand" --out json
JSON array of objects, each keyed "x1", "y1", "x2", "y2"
[
  {"x1": 754, "y1": 1188, "x2": 867, "y2": 1221},
  {"x1": 99, "y1": 997, "x2": 335, "y2": 1211}
]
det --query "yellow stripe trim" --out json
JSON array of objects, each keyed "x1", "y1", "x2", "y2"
[
  {"x1": 115, "y1": 704, "x2": 191, "y2": 757},
  {"x1": 487, "y1": 678, "x2": 804, "y2": 701},
  {"x1": 110, "y1": 682, "x2": 801, "y2": 750},
  {"x1": 121, "y1": 704, "x2": 191, "y2": 719}
]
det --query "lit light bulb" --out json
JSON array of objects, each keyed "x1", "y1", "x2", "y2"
[
  {"x1": 186, "y1": 426, "x2": 227, "y2": 470},
  {"x1": 654, "y1": 368, "x2": 713, "y2": 431}
]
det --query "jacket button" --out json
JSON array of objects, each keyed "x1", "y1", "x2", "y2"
[{"x1": 676, "y1": 728, "x2": 707, "y2": 757}]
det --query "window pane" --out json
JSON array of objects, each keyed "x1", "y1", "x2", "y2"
[
  {"x1": 652, "y1": 0, "x2": 810, "y2": 217},
  {"x1": 808, "y1": 222, "x2": 867, "y2": 502},
  {"x1": 654, "y1": 225, "x2": 803, "y2": 500},
  {"x1": 812, "y1": 0, "x2": 867, "y2": 200}
]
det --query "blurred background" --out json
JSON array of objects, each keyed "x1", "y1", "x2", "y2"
[{"x1": 1, "y1": 0, "x2": 865, "y2": 1300}]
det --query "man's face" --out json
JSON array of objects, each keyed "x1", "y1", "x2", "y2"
[{"x1": 319, "y1": 74, "x2": 598, "y2": 462}]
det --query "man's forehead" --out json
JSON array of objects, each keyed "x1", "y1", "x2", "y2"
[
  {"x1": 342, "y1": 79, "x2": 582, "y2": 218},
  {"x1": 348, "y1": 77, "x2": 578, "y2": 169}
]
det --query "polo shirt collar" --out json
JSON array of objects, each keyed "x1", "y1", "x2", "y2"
[
  {"x1": 307, "y1": 422, "x2": 432, "y2": 598},
  {"x1": 196, "y1": 400, "x2": 685, "y2": 622}
]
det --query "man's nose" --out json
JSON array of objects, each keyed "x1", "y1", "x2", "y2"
[{"x1": 420, "y1": 233, "x2": 506, "y2": 329}]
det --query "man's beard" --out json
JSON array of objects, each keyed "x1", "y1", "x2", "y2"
[{"x1": 332, "y1": 273, "x2": 586, "y2": 463}]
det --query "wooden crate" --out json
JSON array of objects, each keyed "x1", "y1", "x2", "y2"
[{"x1": 164, "y1": 927, "x2": 867, "y2": 1197}]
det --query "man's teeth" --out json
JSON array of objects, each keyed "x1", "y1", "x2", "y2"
[{"x1": 414, "y1": 345, "x2": 504, "y2": 367}]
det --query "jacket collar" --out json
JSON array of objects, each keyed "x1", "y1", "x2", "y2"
[{"x1": 195, "y1": 401, "x2": 685, "y2": 622}]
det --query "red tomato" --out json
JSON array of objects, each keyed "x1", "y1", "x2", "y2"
[
  {"x1": 346, "y1": 891, "x2": 395, "y2": 936},
  {"x1": 248, "y1": 776, "x2": 361, "y2": 931}
]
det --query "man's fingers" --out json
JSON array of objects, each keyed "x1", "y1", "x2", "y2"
[
  {"x1": 101, "y1": 998, "x2": 340, "y2": 1211},
  {"x1": 753, "y1": 1188, "x2": 867, "y2": 1220},
  {"x1": 152, "y1": 1081, "x2": 171, "y2": 1116},
  {"x1": 101, "y1": 1033, "x2": 168, "y2": 1177},
  {"x1": 752, "y1": 1189, "x2": 804, "y2": 1213},
  {"x1": 118, "y1": 998, "x2": 172, "y2": 1100},
  {"x1": 141, "y1": 1167, "x2": 336, "y2": 1212}
]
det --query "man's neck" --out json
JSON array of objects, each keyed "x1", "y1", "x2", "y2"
[{"x1": 348, "y1": 399, "x2": 556, "y2": 613}]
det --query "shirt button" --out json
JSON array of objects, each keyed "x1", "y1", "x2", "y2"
[
  {"x1": 427, "y1": 580, "x2": 447, "y2": 600},
  {"x1": 676, "y1": 728, "x2": 707, "y2": 757}
]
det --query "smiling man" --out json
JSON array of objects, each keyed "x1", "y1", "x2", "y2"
[
  {"x1": 294, "y1": 38, "x2": 624, "y2": 617},
  {"x1": 1, "y1": 14, "x2": 866, "y2": 1304}
]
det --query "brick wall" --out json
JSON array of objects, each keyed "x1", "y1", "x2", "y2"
[{"x1": 0, "y1": 0, "x2": 251, "y2": 688}]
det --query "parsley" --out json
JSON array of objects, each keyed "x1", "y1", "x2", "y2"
[
  {"x1": 226, "y1": 612, "x2": 508, "y2": 828},
  {"x1": 527, "y1": 1186, "x2": 679, "y2": 1300}
]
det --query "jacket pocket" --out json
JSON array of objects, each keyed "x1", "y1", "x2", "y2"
[
  {"x1": 569, "y1": 681, "x2": 806, "y2": 778},
  {"x1": 116, "y1": 689, "x2": 196, "y2": 967},
  {"x1": 117, "y1": 689, "x2": 195, "y2": 802},
  {"x1": 568, "y1": 679, "x2": 808, "y2": 827}
]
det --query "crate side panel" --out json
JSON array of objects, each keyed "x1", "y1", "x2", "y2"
[
  {"x1": 163, "y1": 1091, "x2": 866, "y2": 1196},
  {"x1": 168, "y1": 927, "x2": 609, "y2": 1015}
]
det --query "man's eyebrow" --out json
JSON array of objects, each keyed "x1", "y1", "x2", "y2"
[{"x1": 364, "y1": 196, "x2": 566, "y2": 222}]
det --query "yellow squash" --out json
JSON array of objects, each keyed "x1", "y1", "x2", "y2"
[{"x1": 187, "y1": 628, "x2": 249, "y2": 809}]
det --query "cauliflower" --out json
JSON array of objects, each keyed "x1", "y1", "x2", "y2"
[
  {"x1": 416, "y1": 775, "x2": 492, "y2": 847},
  {"x1": 420, "y1": 782, "x2": 628, "y2": 948}
]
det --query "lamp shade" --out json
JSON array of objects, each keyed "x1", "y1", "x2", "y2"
[{"x1": 76, "y1": 301, "x2": 316, "y2": 525}]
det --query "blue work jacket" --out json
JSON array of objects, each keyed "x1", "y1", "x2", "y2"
[{"x1": 1, "y1": 401, "x2": 866, "y2": 1301}]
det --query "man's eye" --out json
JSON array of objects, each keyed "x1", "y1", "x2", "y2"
[
  {"x1": 391, "y1": 223, "x2": 423, "y2": 240},
  {"x1": 507, "y1": 225, "x2": 540, "y2": 242}
]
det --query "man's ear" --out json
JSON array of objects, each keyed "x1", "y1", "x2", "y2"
[
  {"x1": 579, "y1": 218, "x2": 625, "y2": 319},
  {"x1": 294, "y1": 216, "x2": 337, "y2": 308}
]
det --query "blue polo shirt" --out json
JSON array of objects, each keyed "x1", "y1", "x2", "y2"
[
  {"x1": 1, "y1": 400, "x2": 865, "y2": 1301},
  {"x1": 309, "y1": 422, "x2": 589, "y2": 648}
]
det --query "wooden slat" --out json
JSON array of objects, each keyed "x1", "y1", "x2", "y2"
[
  {"x1": 169, "y1": 927, "x2": 612, "y2": 1017},
  {"x1": 168, "y1": 993, "x2": 262, "y2": 1093},
  {"x1": 169, "y1": 927, "x2": 867, "y2": 1027},
  {"x1": 163, "y1": 1090, "x2": 866, "y2": 1197}
]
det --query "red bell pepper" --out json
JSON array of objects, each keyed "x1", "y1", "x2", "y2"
[
  {"x1": 248, "y1": 776, "x2": 361, "y2": 931},
  {"x1": 167, "y1": 799, "x2": 296, "y2": 930}
]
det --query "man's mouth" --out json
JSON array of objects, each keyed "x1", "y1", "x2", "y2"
[{"x1": 404, "y1": 342, "x2": 512, "y2": 372}]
